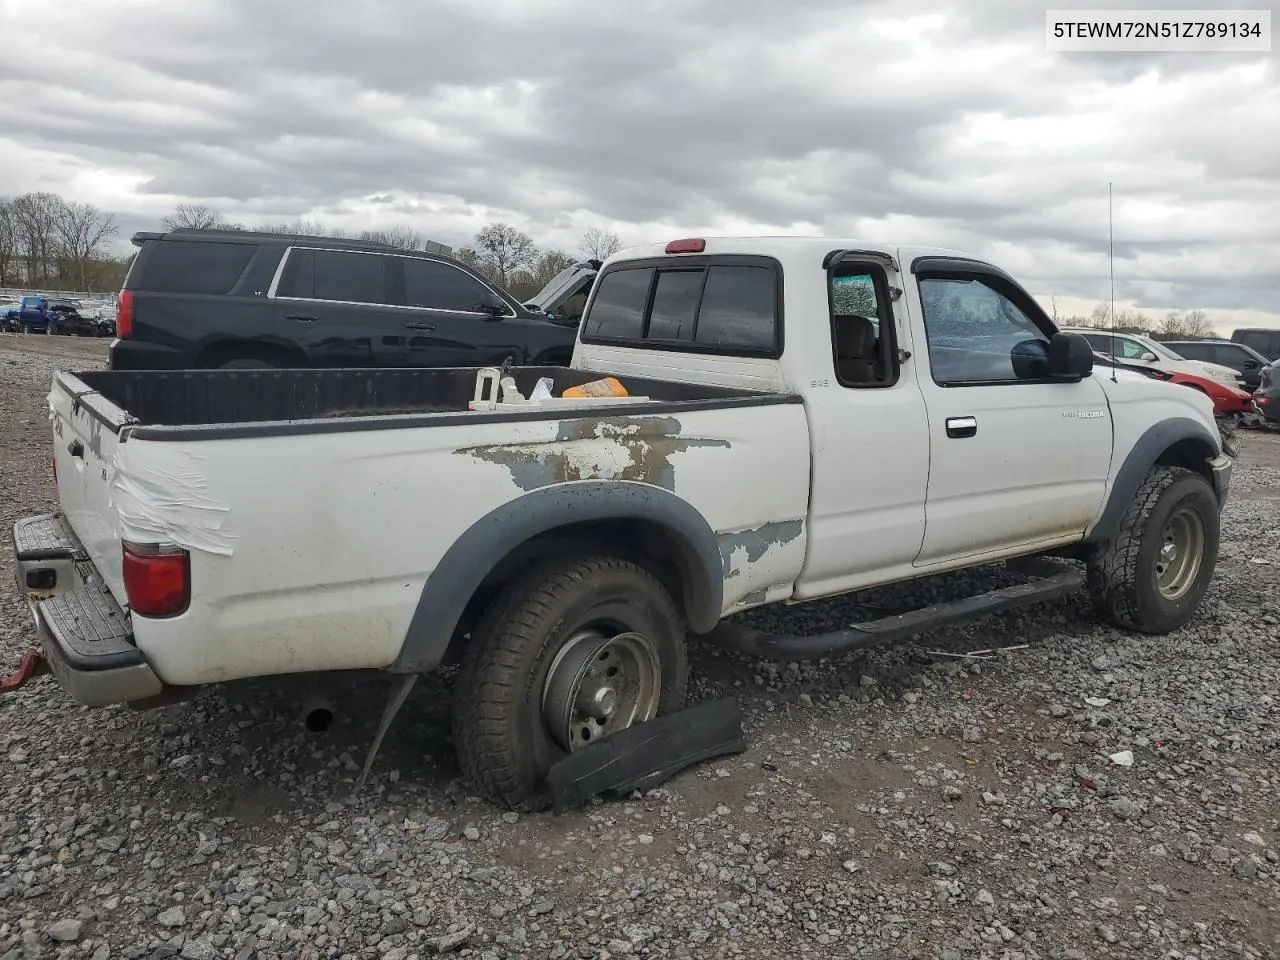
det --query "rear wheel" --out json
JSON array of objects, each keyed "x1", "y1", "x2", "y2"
[
  {"x1": 1087, "y1": 465, "x2": 1219, "y2": 633},
  {"x1": 452, "y1": 555, "x2": 689, "y2": 810}
]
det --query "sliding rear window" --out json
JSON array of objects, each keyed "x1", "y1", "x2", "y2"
[{"x1": 580, "y1": 256, "x2": 781, "y2": 357}]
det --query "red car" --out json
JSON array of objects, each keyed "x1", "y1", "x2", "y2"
[{"x1": 1093, "y1": 355, "x2": 1256, "y2": 416}]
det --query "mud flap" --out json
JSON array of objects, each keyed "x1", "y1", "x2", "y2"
[{"x1": 545, "y1": 697, "x2": 746, "y2": 814}]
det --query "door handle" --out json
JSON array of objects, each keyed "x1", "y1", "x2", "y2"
[
  {"x1": 405, "y1": 322, "x2": 436, "y2": 332},
  {"x1": 286, "y1": 314, "x2": 317, "y2": 323},
  {"x1": 946, "y1": 416, "x2": 977, "y2": 439}
]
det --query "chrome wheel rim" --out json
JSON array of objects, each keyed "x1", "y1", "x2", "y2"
[
  {"x1": 1156, "y1": 506, "x2": 1205, "y2": 601},
  {"x1": 541, "y1": 628, "x2": 661, "y2": 752}
]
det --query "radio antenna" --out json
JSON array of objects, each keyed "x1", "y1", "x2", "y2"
[{"x1": 1108, "y1": 181, "x2": 1118, "y2": 383}]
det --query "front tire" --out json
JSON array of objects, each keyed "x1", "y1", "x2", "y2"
[
  {"x1": 452, "y1": 555, "x2": 689, "y2": 811},
  {"x1": 1087, "y1": 465, "x2": 1220, "y2": 633}
]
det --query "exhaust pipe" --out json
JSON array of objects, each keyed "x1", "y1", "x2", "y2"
[
  {"x1": 302, "y1": 695, "x2": 334, "y2": 732},
  {"x1": 300, "y1": 674, "x2": 335, "y2": 732}
]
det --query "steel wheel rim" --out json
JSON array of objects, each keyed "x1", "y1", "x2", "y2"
[
  {"x1": 1155, "y1": 506, "x2": 1205, "y2": 600},
  {"x1": 541, "y1": 628, "x2": 661, "y2": 752}
]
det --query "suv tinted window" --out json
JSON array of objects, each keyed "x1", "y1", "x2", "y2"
[
  {"x1": 1240, "y1": 331, "x2": 1277, "y2": 354},
  {"x1": 582, "y1": 259, "x2": 779, "y2": 354},
  {"x1": 140, "y1": 240, "x2": 255, "y2": 294},
  {"x1": 583, "y1": 267, "x2": 652, "y2": 339},
  {"x1": 401, "y1": 257, "x2": 495, "y2": 313},
  {"x1": 1169, "y1": 342, "x2": 1211, "y2": 362},
  {"x1": 311, "y1": 250, "x2": 387, "y2": 305}
]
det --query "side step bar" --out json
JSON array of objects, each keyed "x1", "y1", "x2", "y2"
[{"x1": 704, "y1": 566, "x2": 1085, "y2": 661}]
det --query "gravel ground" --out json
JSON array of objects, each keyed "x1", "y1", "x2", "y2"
[{"x1": 1, "y1": 333, "x2": 1277, "y2": 960}]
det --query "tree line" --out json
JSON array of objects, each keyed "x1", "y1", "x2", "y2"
[
  {"x1": 0, "y1": 192, "x2": 122, "y2": 291},
  {"x1": 1051, "y1": 299, "x2": 1216, "y2": 341},
  {"x1": 0, "y1": 193, "x2": 1225, "y2": 340},
  {"x1": 160, "y1": 203, "x2": 623, "y2": 302}
]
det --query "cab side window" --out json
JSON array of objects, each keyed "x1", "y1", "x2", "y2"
[
  {"x1": 918, "y1": 276, "x2": 1051, "y2": 385},
  {"x1": 829, "y1": 264, "x2": 898, "y2": 387}
]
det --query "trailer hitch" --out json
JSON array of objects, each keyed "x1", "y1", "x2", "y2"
[{"x1": 0, "y1": 649, "x2": 50, "y2": 694}]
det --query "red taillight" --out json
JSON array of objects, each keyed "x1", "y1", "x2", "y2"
[
  {"x1": 116, "y1": 289, "x2": 134, "y2": 338},
  {"x1": 122, "y1": 542, "x2": 190, "y2": 617},
  {"x1": 665, "y1": 238, "x2": 705, "y2": 254}
]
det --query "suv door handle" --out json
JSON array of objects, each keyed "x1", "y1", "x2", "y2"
[
  {"x1": 286, "y1": 314, "x2": 317, "y2": 323},
  {"x1": 405, "y1": 322, "x2": 436, "y2": 332},
  {"x1": 946, "y1": 416, "x2": 977, "y2": 439}
]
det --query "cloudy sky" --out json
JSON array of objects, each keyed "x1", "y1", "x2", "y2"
[{"x1": 3, "y1": 0, "x2": 1278, "y2": 331}]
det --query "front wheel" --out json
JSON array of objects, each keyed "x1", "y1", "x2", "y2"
[
  {"x1": 1087, "y1": 465, "x2": 1220, "y2": 633},
  {"x1": 452, "y1": 555, "x2": 689, "y2": 811}
]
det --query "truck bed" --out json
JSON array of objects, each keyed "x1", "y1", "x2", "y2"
[{"x1": 66, "y1": 365, "x2": 788, "y2": 439}]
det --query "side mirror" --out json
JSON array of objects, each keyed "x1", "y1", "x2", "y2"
[
  {"x1": 1244, "y1": 360, "x2": 1259, "y2": 369},
  {"x1": 1010, "y1": 338, "x2": 1050, "y2": 379},
  {"x1": 1047, "y1": 332, "x2": 1094, "y2": 380},
  {"x1": 476, "y1": 298, "x2": 506, "y2": 320},
  {"x1": 1140, "y1": 350, "x2": 1158, "y2": 362}
]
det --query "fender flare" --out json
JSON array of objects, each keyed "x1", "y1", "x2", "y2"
[
  {"x1": 390, "y1": 481, "x2": 724, "y2": 673},
  {"x1": 1086, "y1": 417, "x2": 1221, "y2": 544}
]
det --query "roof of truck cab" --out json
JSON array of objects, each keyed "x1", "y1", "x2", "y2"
[{"x1": 606, "y1": 236, "x2": 978, "y2": 265}]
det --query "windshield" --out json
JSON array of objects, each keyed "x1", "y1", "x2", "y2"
[{"x1": 1147, "y1": 339, "x2": 1188, "y2": 361}]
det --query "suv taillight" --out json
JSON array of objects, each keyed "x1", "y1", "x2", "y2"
[
  {"x1": 122, "y1": 542, "x2": 190, "y2": 617},
  {"x1": 116, "y1": 289, "x2": 134, "y2": 338}
]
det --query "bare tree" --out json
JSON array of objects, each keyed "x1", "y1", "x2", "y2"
[
  {"x1": 358, "y1": 224, "x2": 423, "y2": 249},
  {"x1": 55, "y1": 201, "x2": 118, "y2": 290},
  {"x1": 254, "y1": 219, "x2": 346, "y2": 238},
  {"x1": 0, "y1": 200, "x2": 16, "y2": 287},
  {"x1": 161, "y1": 203, "x2": 226, "y2": 231},
  {"x1": 473, "y1": 222, "x2": 537, "y2": 286},
  {"x1": 1182, "y1": 309, "x2": 1214, "y2": 338},
  {"x1": 9, "y1": 192, "x2": 66, "y2": 285},
  {"x1": 505, "y1": 250, "x2": 577, "y2": 301},
  {"x1": 579, "y1": 226, "x2": 622, "y2": 260}
]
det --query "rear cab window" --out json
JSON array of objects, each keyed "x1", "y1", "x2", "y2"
[{"x1": 580, "y1": 256, "x2": 781, "y2": 356}]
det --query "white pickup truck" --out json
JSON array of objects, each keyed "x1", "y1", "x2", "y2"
[{"x1": 8, "y1": 236, "x2": 1232, "y2": 810}]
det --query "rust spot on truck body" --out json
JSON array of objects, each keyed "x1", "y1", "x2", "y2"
[
  {"x1": 717, "y1": 520, "x2": 804, "y2": 580},
  {"x1": 455, "y1": 415, "x2": 730, "y2": 492}
]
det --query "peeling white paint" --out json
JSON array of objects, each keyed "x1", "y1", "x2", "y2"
[{"x1": 109, "y1": 444, "x2": 239, "y2": 557}]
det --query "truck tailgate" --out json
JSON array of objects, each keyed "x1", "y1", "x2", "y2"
[{"x1": 49, "y1": 378, "x2": 128, "y2": 605}]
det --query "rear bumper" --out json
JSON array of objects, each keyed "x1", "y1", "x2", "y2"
[
  {"x1": 10, "y1": 514, "x2": 162, "y2": 706},
  {"x1": 108, "y1": 338, "x2": 189, "y2": 370}
]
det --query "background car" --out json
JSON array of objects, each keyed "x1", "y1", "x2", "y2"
[
  {"x1": 1092, "y1": 352, "x2": 1255, "y2": 417},
  {"x1": 1252, "y1": 360, "x2": 1280, "y2": 423},
  {"x1": 112, "y1": 228, "x2": 579, "y2": 370},
  {"x1": 1231, "y1": 327, "x2": 1280, "y2": 362},
  {"x1": 1062, "y1": 327, "x2": 1245, "y2": 389},
  {"x1": 1165, "y1": 338, "x2": 1271, "y2": 391}
]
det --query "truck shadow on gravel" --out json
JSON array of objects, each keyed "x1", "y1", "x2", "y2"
[{"x1": 133, "y1": 566, "x2": 1112, "y2": 823}]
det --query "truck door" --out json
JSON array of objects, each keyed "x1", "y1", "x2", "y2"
[
  {"x1": 791, "y1": 254, "x2": 932, "y2": 599},
  {"x1": 904, "y1": 258, "x2": 1113, "y2": 566}
]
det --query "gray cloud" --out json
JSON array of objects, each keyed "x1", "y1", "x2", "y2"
[{"x1": 1, "y1": 0, "x2": 1277, "y2": 327}]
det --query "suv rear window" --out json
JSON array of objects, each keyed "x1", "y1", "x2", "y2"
[
  {"x1": 138, "y1": 240, "x2": 255, "y2": 294},
  {"x1": 581, "y1": 258, "x2": 780, "y2": 355}
]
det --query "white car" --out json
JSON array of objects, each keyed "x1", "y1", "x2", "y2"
[{"x1": 1064, "y1": 328, "x2": 1245, "y2": 388}]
